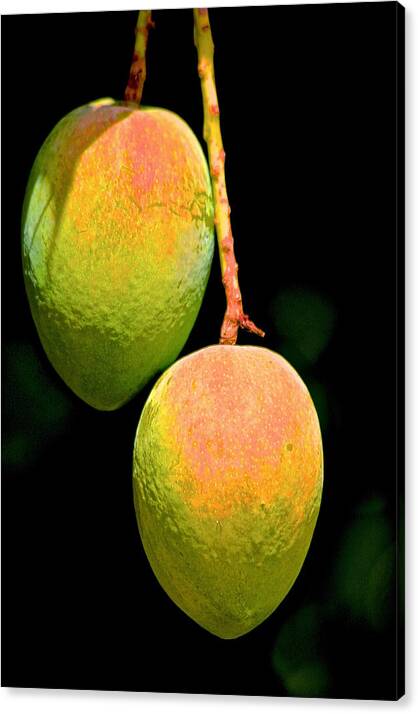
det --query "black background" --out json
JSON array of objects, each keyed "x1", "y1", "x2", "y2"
[{"x1": 1, "y1": 3, "x2": 404, "y2": 700}]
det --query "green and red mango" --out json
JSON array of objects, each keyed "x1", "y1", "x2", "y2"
[
  {"x1": 22, "y1": 99, "x2": 214, "y2": 410},
  {"x1": 133, "y1": 345, "x2": 323, "y2": 638}
]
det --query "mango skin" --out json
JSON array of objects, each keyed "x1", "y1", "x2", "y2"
[
  {"x1": 133, "y1": 345, "x2": 323, "y2": 639},
  {"x1": 22, "y1": 99, "x2": 214, "y2": 410}
]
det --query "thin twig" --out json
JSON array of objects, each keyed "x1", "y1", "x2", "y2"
[
  {"x1": 124, "y1": 10, "x2": 154, "y2": 104},
  {"x1": 193, "y1": 8, "x2": 265, "y2": 345}
]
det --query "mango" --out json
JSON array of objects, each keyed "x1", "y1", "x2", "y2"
[
  {"x1": 133, "y1": 344, "x2": 323, "y2": 638},
  {"x1": 22, "y1": 99, "x2": 214, "y2": 410}
]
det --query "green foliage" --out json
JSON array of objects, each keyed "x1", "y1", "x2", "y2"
[
  {"x1": 272, "y1": 496, "x2": 396, "y2": 697},
  {"x1": 2, "y1": 342, "x2": 72, "y2": 469},
  {"x1": 271, "y1": 287, "x2": 336, "y2": 370},
  {"x1": 272, "y1": 604, "x2": 330, "y2": 697},
  {"x1": 330, "y1": 496, "x2": 394, "y2": 630}
]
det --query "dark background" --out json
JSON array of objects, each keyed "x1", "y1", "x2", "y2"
[{"x1": 1, "y1": 2, "x2": 404, "y2": 700}]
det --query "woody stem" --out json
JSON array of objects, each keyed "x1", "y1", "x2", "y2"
[
  {"x1": 124, "y1": 10, "x2": 154, "y2": 104},
  {"x1": 193, "y1": 8, "x2": 264, "y2": 345}
]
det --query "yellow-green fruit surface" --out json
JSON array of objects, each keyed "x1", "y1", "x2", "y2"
[
  {"x1": 22, "y1": 99, "x2": 214, "y2": 410},
  {"x1": 133, "y1": 345, "x2": 323, "y2": 639}
]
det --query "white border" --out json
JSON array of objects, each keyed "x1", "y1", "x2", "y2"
[
  {"x1": 0, "y1": 0, "x2": 415, "y2": 16},
  {"x1": 1, "y1": 0, "x2": 416, "y2": 712}
]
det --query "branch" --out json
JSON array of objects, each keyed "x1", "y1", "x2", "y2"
[
  {"x1": 124, "y1": 10, "x2": 154, "y2": 104},
  {"x1": 193, "y1": 8, "x2": 265, "y2": 346}
]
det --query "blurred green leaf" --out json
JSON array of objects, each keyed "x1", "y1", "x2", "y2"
[
  {"x1": 282, "y1": 662, "x2": 330, "y2": 698},
  {"x1": 365, "y1": 544, "x2": 396, "y2": 631},
  {"x1": 272, "y1": 604, "x2": 330, "y2": 697},
  {"x1": 2, "y1": 433, "x2": 32, "y2": 468},
  {"x1": 2, "y1": 341, "x2": 73, "y2": 469},
  {"x1": 271, "y1": 287, "x2": 336, "y2": 369},
  {"x1": 330, "y1": 497, "x2": 394, "y2": 630}
]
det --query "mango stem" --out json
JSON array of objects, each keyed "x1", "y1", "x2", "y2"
[
  {"x1": 124, "y1": 10, "x2": 154, "y2": 104},
  {"x1": 193, "y1": 8, "x2": 265, "y2": 345}
]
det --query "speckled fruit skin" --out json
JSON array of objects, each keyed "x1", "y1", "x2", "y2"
[
  {"x1": 133, "y1": 345, "x2": 323, "y2": 639},
  {"x1": 22, "y1": 99, "x2": 214, "y2": 410}
]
